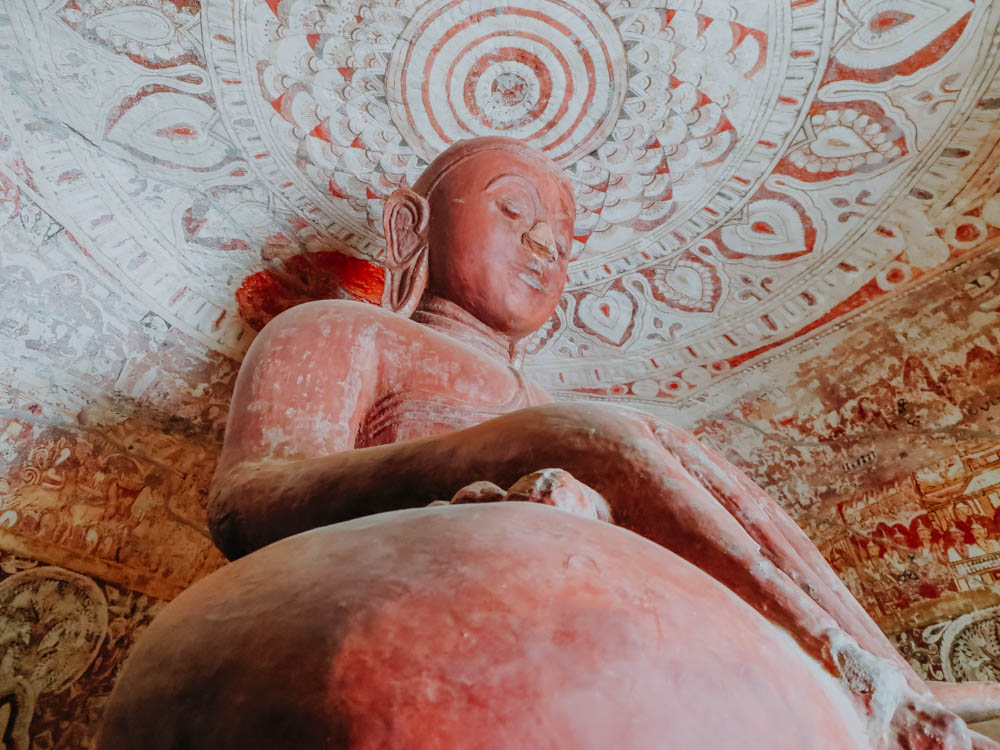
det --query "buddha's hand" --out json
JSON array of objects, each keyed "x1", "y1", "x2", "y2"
[
  {"x1": 828, "y1": 631, "x2": 989, "y2": 750},
  {"x1": 448, "y1": 469, "x2": 612, "y2": 523}
]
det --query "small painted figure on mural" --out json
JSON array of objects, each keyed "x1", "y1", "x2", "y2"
[{"x1": 816, "y1": 452, "x2": 1000, "y2": 626}]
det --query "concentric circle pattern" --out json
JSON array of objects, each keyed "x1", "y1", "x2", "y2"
[
  {"x1": 215, "y1": 0, "x2": 821, "y2": 268},
  {"x1": 385, "y1": 0, "x2": 627, "y2": 166}
]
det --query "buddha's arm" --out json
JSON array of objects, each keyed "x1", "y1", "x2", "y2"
[
  {"x1": 209, "y1": 362, "x2": 655, "y2": 559},
  {"x1": 212, "y1": 395, "x2": 847, "y2": 659},
  {"x1": 210, "y1": 437, "x2": 456, "y2": 558},
  {"x1": 210, "y1": 300, "x2": 387, "y2": 558}
]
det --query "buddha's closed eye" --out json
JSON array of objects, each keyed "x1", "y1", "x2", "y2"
[{"x1": 499, "y1": 199, "x2": 527, "y2": 220}]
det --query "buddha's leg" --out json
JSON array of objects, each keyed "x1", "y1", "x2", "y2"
[
  {"x1": 930, "y1": 683, "x2": 1000, "y2": 724},
  {"x1": 586, "y1": 438, "x2": 978, "y2": 748},
  {"x1": 646, "y1": 418, "x2": 923, "y2": 692}
]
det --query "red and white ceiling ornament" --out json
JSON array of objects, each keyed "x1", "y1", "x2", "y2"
[
  {"x1": 218, "y1": 0, "x2": 814, "y2": 264},
  {"x1": 778, "y1": 101, "x2": 908, "y2": 182},
  {"x1": 2, "y1": 0, "x2": 994, "y2": 407},
  {"x1": 383, "y1": 0, "x2": 628, "y2": 167}
]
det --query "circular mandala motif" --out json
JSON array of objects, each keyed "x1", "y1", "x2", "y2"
[
  {"x1": 941, "y1": 607, "x2": 1000, "y2": 682},
  {"x1": 0, "y1": 567, "x2": 108, "y2": 694},
  {"x1": 206, "y1": 0, "x2": 831, "y2": 269},
  {"x1": 9, "y1": 0, "x2": 991, "y2": 401},
  {"x1": 384, "y1": 0, "x2": 627, "y2": 166}
]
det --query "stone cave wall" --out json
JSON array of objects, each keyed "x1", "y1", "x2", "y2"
[{"x1": 0, "y1": 186, "x2": 230, "y2": 746}]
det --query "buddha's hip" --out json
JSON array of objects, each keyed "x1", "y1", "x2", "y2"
[{"x1": 101, "y1": 503, "x2": 867, "y2": 750}]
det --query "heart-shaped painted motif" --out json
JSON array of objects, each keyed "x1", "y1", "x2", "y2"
[
  {"x1": 811, "y1": 125, "x2": 874, "y2": 159},
  {"x1": 647, "y1": 252, "x2": 723, "y2": 313},
  {"x1": 574, "y1": 289, "x2": 636, "y2": 346},
  {"x1": 837, "y1": 0, "x2": 972, "y2": 73},
  {"x1": 659, "y1": 265, "x2": 704, "y2": 300},
  {"x1": 721, "y1": 198, "x2": 808, "y2": 258}
]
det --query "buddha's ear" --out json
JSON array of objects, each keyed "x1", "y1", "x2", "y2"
[{"x1": 382, "y1": 187, "x2": 430, "y2": 317}]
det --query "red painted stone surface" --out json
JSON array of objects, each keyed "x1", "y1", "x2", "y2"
[
  {"x1": 3, "y1": 2, "x2": 1000, "y2": 743},
  {"x1": 236, "y1": 251, "x2": 386, "y2": 331}
]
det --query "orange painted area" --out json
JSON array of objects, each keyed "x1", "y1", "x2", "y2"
[{"x1": 236, "y1": 250, "x2": 386, "y2": 331}]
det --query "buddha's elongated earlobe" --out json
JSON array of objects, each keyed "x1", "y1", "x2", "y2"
[{"x1": 382, "y1": 188, "x2": 430, "y2": 318}]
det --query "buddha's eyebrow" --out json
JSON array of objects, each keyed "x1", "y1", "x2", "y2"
[
  {"x1": 486, "y1": 173, "x2": 575, "y2": 223},
  {"x1": 485, "y1": 173, "x2": 541, "y2": 207}
]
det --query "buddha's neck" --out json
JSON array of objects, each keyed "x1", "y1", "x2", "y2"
[{"x1": 412, "y1": 295, "x2": 517, "y2": 365}]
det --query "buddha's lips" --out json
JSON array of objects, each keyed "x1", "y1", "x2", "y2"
[
  {"x1": 516, "y1": 257, "x2": 550, "y2": 291},
  {"x1": 519, "y1": 272, "x2": 546, "y2": 291}
]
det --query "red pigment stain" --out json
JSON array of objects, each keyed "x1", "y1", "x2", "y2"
[
  {"x1": 955, "y1": 223, "x2": 979, "y2": 242},
  {"x1": 869, "y1": 10, "x2": 913, "y2": 32},
  {"x1": 236, "y1": 250, "x2": 385, "y2": 331},
  {"x1": 155, "y1": 125, "x2": 197, "y2": 140},
  {"x1": 885, "y1": 266, "x2": 907, "y2": 284}
]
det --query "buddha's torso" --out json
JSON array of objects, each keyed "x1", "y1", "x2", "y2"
[
  {"x1": 218, "y1": 298, "x2": 550, "y2": 470},
  {"x1": 301, "y1": 298, "x2": 551, "y2": 449},
  {"x1": 355, "y1": 298, "x2": 550, "y2": 447},
  {"x1": 356, "y1": 370, "x2": 540, "y2": 447}
]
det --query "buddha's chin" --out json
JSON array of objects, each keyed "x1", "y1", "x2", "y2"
[
  {"x1": 496, "y1": 300, "x2": 559, "y2": 339},
  {"x1": 461, "y1": 281, "x2": 560, "y2": 338}
]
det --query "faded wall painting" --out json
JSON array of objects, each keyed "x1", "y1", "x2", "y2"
[{"x1": 690, "y1": 249, "x2": 1000, "y2": 681}]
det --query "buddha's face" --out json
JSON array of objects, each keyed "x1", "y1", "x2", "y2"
[{"x1": 424, "y1": 149, "x2": 575, "y2": 339}]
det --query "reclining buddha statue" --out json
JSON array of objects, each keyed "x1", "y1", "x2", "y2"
[{"x1": 101, "y1": 137, "x2": 1000, "y2": 749}]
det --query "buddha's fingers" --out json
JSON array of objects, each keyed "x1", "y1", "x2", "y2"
[{"x1": 647, "y1": 418, "x2": 925, "y2": 692}]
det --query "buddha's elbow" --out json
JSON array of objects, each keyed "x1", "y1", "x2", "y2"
[{"x1": 206, "y1": 483, "x2": 253, "y2": 561}]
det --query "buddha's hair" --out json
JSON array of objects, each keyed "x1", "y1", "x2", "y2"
[{"x1": 411, "y1": 137, "x2": 573, "y2": 201}]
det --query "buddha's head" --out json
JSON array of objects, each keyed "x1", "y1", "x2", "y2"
[{"x1": 382, "y1": 137, "x2": 575, "y2": 339}]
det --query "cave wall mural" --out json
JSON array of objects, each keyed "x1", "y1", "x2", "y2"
[
  {"x1": 686, "y1": 248, "x2": 1000, "y2": 680},
  {"x1": 2, "y1": 0, "x2": 1000, "y2": 744}
]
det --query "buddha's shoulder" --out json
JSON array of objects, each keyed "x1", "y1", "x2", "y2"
[{"x1": 257, "y1": 299, "x2": 419, "y2": 343}]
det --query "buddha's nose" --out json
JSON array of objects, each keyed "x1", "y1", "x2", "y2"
[{"x1": 523, "y1": 221, "x2": 558, "y2": 263}]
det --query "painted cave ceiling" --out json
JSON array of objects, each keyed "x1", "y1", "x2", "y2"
[{"x1": 2, "y1": 0, "x2": 998, "y2": 417}]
